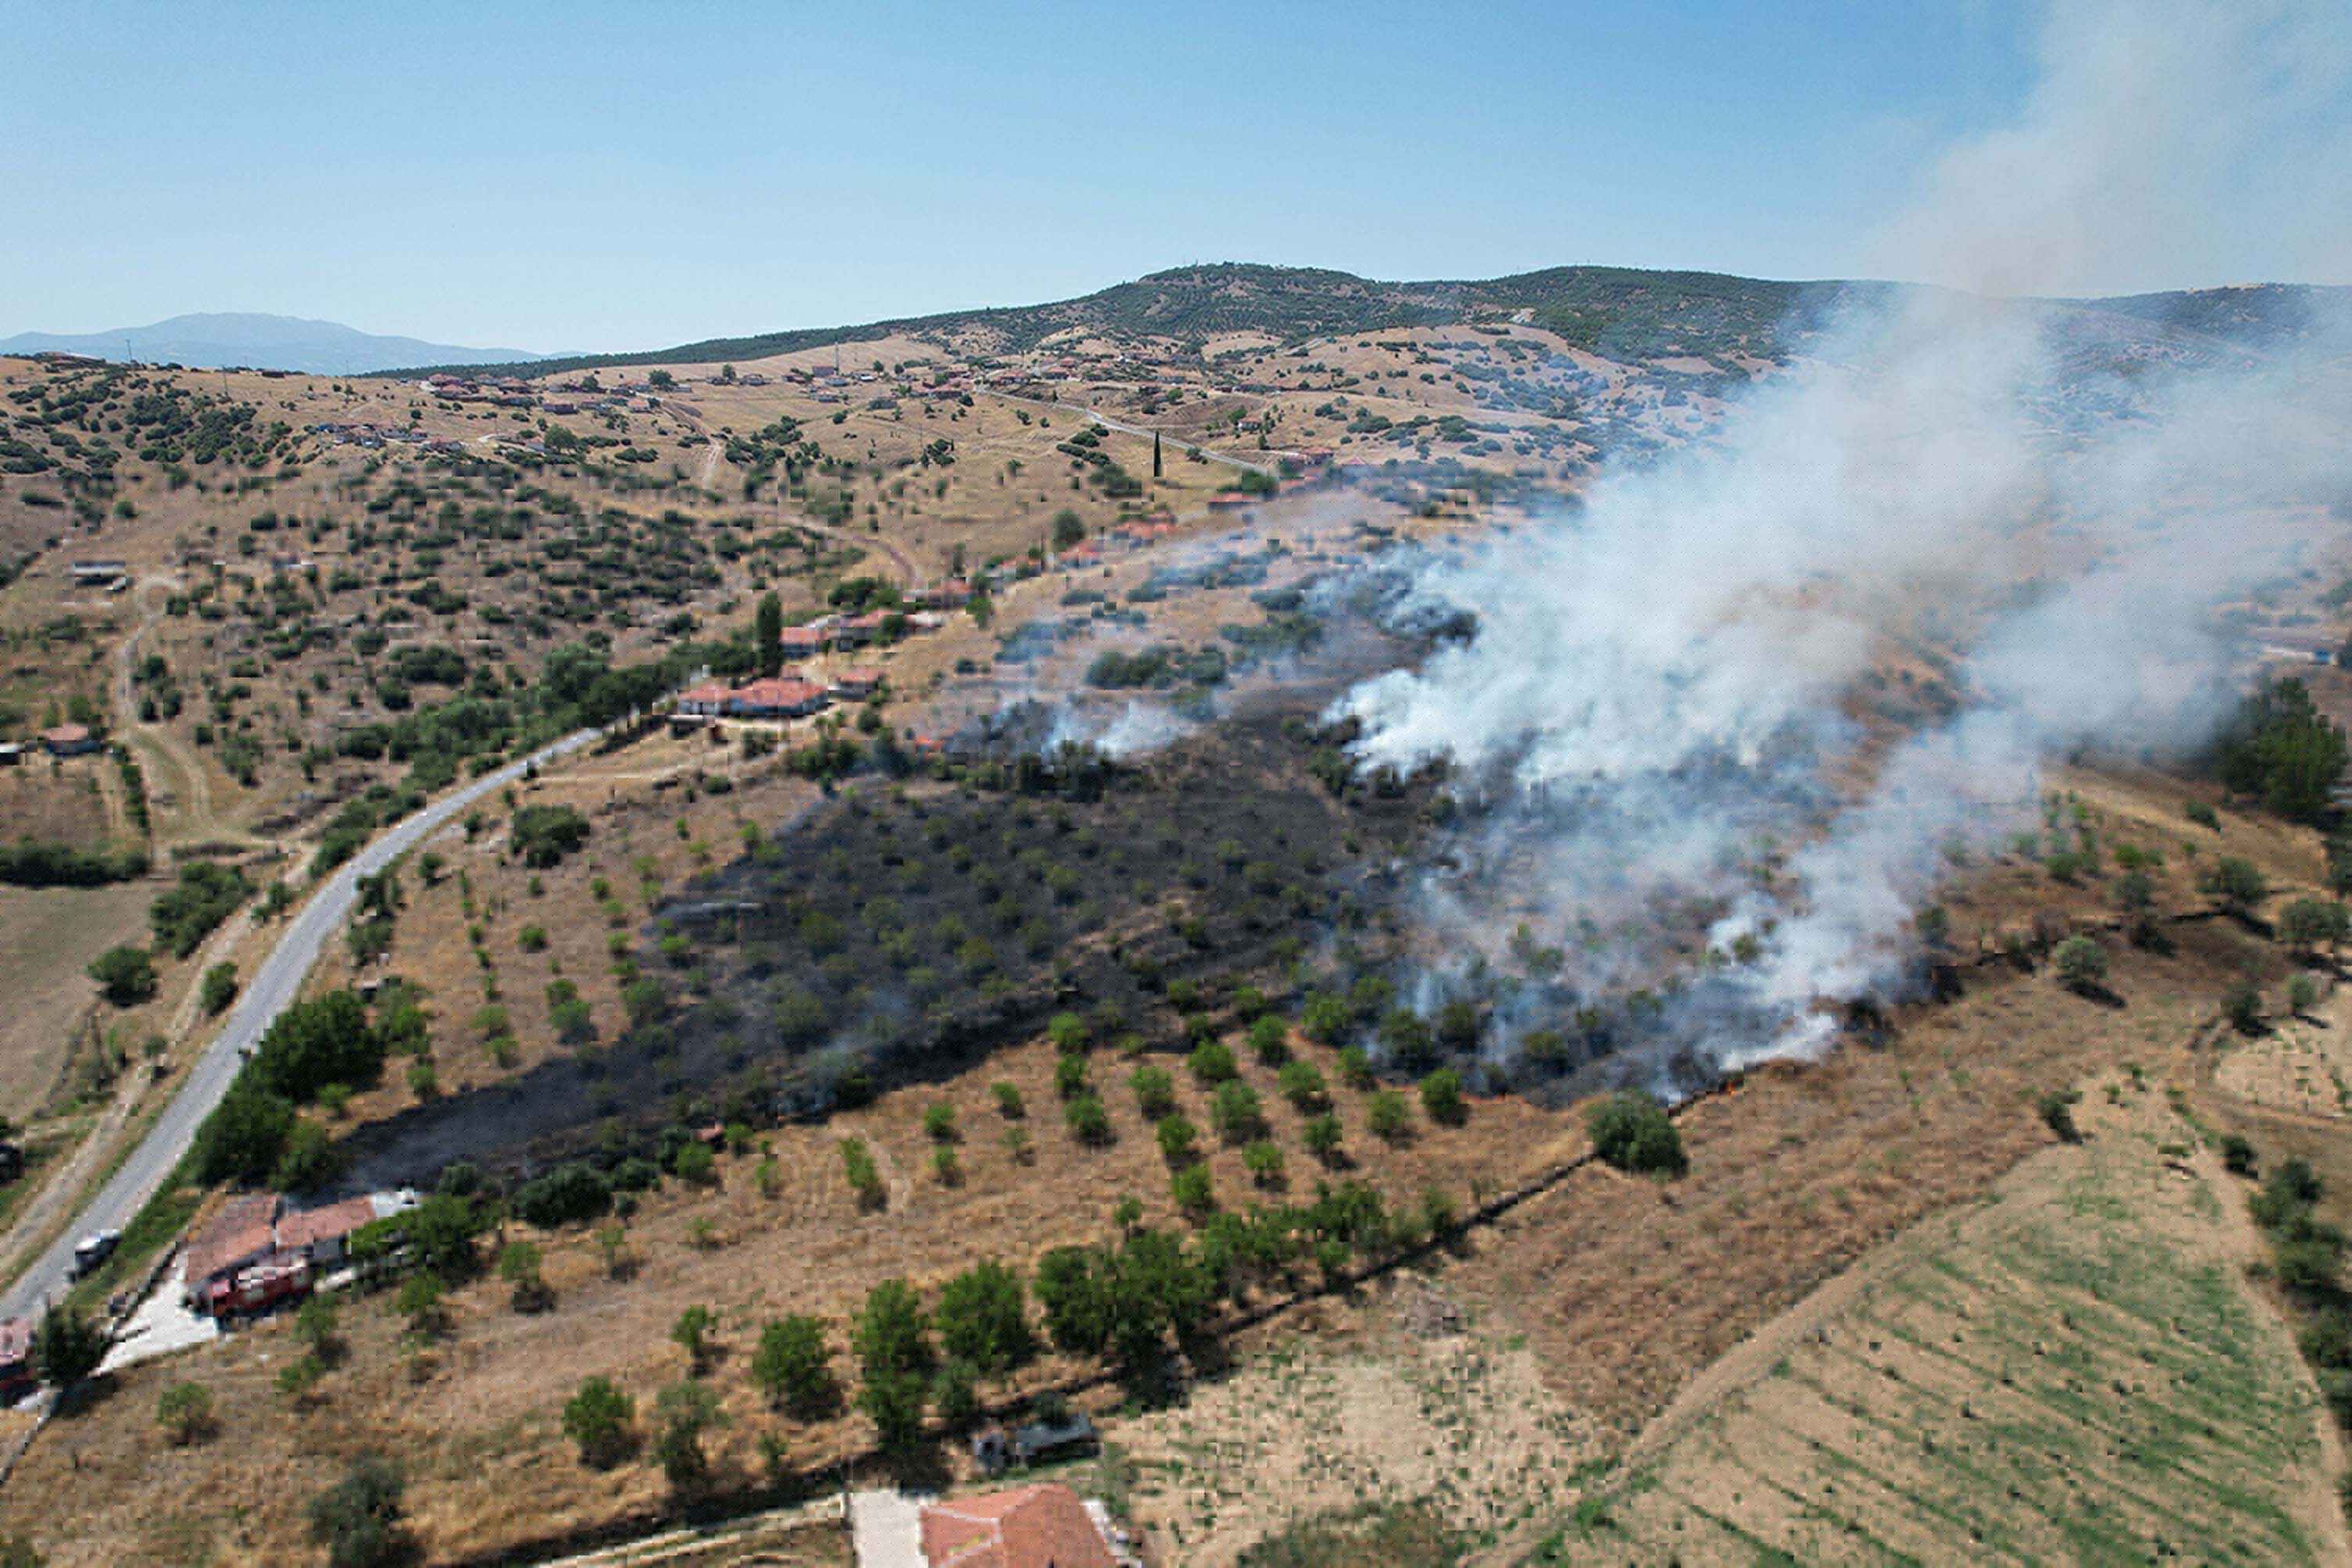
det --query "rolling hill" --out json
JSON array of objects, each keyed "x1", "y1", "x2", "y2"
[
  {"x1": 0, "y1": 312, "x2": 556, "y2": 376},
  {"x1": 390, "y1": 263, "x2": 2350, "y2": 380}
]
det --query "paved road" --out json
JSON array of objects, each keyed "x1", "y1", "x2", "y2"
[
  {"x1": 848, "y1": 1489, "x2": 931, "y2": 1568},
  {"x1": 0, "y1": 728, "x2": 597, "y2": 1323}
]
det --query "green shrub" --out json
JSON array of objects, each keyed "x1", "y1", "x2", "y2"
[
  {"x1": 1420, "y1": 1067, "x2": 1468, "y2": 1124},
  {"x1": 751, "y1": 1315, "x2": 840, "y2": 1419},
  {"x1": 199, "y1": 962, "x2": 240, "y2": 1016},
  {"x1": 2051, "y1": 935, "x2": 2108, "y2": 993},
  {"x1": 2225, "y1": 980, "x2": 2265, "y2": 1033},
  {"x1": 157, "y1": 1381, "x2": 215, "y2": 1445},
  {"x1": 1131, "y1": 1065, "x2": 1177, "y2": 1119},
  {"x1": 1171, "y1": 1163, "x2": 1214, "y2": 1214},
  {"x1": 1210, "y1": 1080, "x2": 1263, "y2": 1142},
  {"x1": 87, "y1": 945, "x2": 157, "y2": 1006},
  {"x1": 1586, "y1": 1089, "x2": 1684, "y2": 1176},
  {"x1": 510, "y1": 804, "x2": 590, "y2": 867},
  {"x1": 1278, "y1": 1058, "x2": 1327, "y2": 1109},
  {"x1": 1188, "y1": 1040, "x2": 1237, "y2": 1083},
  {"x1": 1247, "y1": 1014, "x2": 1290, "y2": 1063},
  {"x1": 2200, "y1": 856, "x2": 2270, "y2": 913},
  {"x1": 562, "y1": 1376, "x2": 635, "y2": 1468},
  {"x1": 306, "y1": 1455, "x2": 409, "y2": 1568},
  {"x1": 1065, "y1": 1093, "x2": 1112, "y2": 1145},
  {"x1": 1304, "y1": 1113, "x2": 1344, "y2": 1163}
]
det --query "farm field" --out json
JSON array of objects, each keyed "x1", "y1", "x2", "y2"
[
  {"x1": 8, "y1": 754, "x2": 2343, "y2": 1566},
  {"x1": 0, "y1": 879, "x2": 153, "y2": 1122},
  {"x1": 1552, "y1": 1084, "x2": 2347, "y2": 1566}
]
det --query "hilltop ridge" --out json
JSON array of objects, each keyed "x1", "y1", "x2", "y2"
[{"x1": 389, "y1": 262, "x2": 2348, "y2": 379}]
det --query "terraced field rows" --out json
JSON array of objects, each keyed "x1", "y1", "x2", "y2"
[{"x1": 1556, "y1": 1091, "x2": 2339, "y2": 1566}]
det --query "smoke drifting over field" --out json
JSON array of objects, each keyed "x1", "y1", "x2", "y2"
[{"x1": 1330, "y1": 0, "x2": 2352, "y2": 1083}]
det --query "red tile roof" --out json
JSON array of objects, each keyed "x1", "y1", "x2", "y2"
[
  {"x1": 677, "y1": 682, "x2": 732, "y2": 706},
  {"x1": 274, "y1": 1195, "x2": 379, "y2": 1254},
  {"x1": 729, "y1": 677, "x2": 827, "y2": 712},
  {"x1": 921, "y1": 1483, "x2": 1115, "y2": 1568},
  {"x1": 185, "y1": 1192, "x2": 280, "y2": 1287},
  {"x1": 0, "y1": 1318, "x2": 31, "y2": 1367}
]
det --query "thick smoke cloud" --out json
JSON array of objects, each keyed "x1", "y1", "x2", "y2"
[
  {"x1": 1330, "y1": 0, "x2": 2352, "y2": 1084},
  {"x1": 1869, "y1": 0, "x2": 2352, "y2": 297}
]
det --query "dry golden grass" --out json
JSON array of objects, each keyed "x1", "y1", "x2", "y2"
[
  {"x1": 0, "y1": 881, "x2": 154, "y2": 1121},
  {"x1": 0, "y1": 1007, "x2": 1561, "y2": 1564}
]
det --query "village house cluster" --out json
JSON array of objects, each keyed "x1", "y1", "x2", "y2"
[{"x1": 667, "y1": 581, "x2": 975, "y2": 731}]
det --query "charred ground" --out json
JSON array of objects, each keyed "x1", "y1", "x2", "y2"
[{"x1": 339, "y1": 704, "x2": 1445, "y2": 1187}]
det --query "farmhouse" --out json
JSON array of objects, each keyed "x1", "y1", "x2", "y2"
[
  {"x1": 829, "y1": 666, "x2": 884, "y2": 702},
  {"x1": 779, "y1": 625, "x2": 829, "y2": 657},
  {"x1": 833, "y1": 609, "x2": 895, "y2": 648},
  {"x1": 182, "y1": 1192, "x2": 281, "y2": 1308},
  {"x1": 66, "y1": 559, "x2": 127, "y2": 586},
  {"x1": 725, "y1": 677, "x2": 828, "y2": 720},
  {"x1": 919, "y1": 1483, "x2": 1118, "y2": 1568},
  {"x1": 39, "y1": 724, "x2": 99, "y2": 757},
  {"x1": 183, "y1": 1189, "x2": 419, "y2": 1316},
  {"x1": 674, "y1": 682, "x2": 732, "y2": 718},
  {"x1": 910, "y1": 579, "x2": 975, "y2": 610},
  {"x1": 271, "y1": 1194, "x2": 383, "y2": 1269}
]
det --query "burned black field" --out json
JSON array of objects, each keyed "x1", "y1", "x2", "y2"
[{"x1": 340, "y1": 707, "x2": 1460, "y2": 1187}]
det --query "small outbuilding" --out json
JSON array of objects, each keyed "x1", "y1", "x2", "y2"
[{"x1": 39, "y1": 724, "x2": 99, "y2": 757}]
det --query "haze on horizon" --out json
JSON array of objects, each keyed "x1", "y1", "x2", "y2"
[{"x1": 5, "y1": 0, "x2": 2347, "y2": 356}]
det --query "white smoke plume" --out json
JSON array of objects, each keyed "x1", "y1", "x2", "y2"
[
  {"x1": 1046, "y1": 698, "x2": 1198, "y2": 760},
  {"x1": 1330, "y1": 0, "x2": 2352, "y2": 1083}
]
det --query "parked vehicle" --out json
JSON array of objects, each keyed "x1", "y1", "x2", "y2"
[{"x1": 66, "y1": 1229, "x2": 119, "y2": 1281}]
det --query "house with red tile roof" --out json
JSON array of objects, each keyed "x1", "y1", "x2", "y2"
[
  {"x1": 676, "y1": 682, "x2": 733, "y2": 717},
  {"x1": 183, "y1": 1192, "x2": 281, "y2": 1303},
  {"x1": 829, "y1": 666, "x2": 885, "y2": 702},
  {"x1": 273, "y1": 1195, "x2": 381, "y2": 1267},
  {"x1": 779, "y1": 625, "x2": 829, "y2": 655},
  {"x1": 919, "y1": 1483, "x2": 1116, "y2": 1568},
  {"x1": 832, "y1": 609, "x2": 895, "y2": 648},
  {"x1": 726, "y1": 677, "x2": 828, "y2": 719}
]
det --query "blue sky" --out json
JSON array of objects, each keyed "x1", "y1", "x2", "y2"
[{"x1": 1, "y1": 1, "x2": 2327, "y2": 351}]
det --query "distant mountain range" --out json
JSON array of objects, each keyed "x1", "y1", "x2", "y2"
[
  {"x1": 390, "y1": 263, "x2": 2351, "y2": 382},
  {"x1": 0, "y1": 313, "x2": 556, "y2": 376}
]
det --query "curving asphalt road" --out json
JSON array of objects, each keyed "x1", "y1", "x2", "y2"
[{"x1": 0, "y1": 728, "x2": 597, "y2": 1323}]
